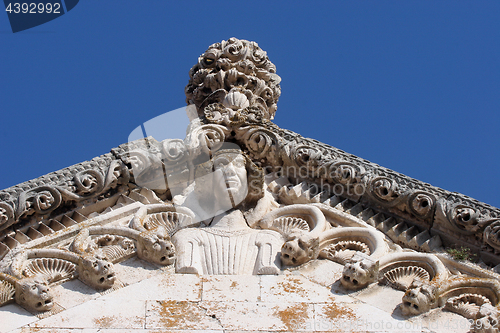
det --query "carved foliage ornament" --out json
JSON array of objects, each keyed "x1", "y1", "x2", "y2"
[
  {"x1": 185, "y1": 38, "x2": 281, "y2": 120},
  {"x1": 0, "y1": 160, "x2": 129, "y2": 232}
]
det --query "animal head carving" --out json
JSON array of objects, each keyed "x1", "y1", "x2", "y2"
[
  {"x1": 137, "y1": 227, "x2": 176, "y2": 265},
  {"x1": 280, "y1": 235, "x2": 319, "y2": 266},
  {"x1": 401, "y1": 278, "x2": 438, "y2": 316},
  {"x1": 77, "y1": 255, "x2": 115, "y2": 290},
  {"x1": 341, "y1": 253, "x2": 379, "y2": 290},
  {"x1": 15, "y1": 276, "x2": 53, "y2": 312}
]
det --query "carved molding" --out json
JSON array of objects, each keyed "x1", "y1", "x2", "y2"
[{"x1": 1, "y1": 38, "x2": 500, "y2": 329}]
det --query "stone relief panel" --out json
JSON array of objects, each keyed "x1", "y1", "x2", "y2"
[{"x1": 0, "y1": 38, "x2": 500, "y2": 332}]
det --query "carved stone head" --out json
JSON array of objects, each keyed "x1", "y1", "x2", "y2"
[
  {"x1": 185, "y1": 38, "x2": 281, "y2": 120},
  {"x1": 400, "y1": 278, "x2": 438, "y2": 316},
  {"x1": 77, "y1": 255, "x2": 115, "y2": 290},
  {"x1": 341, "y1": 254, "x2": 379, "y2": 290},
  {"x1": 281, "y1": 235, "x2": 320, "y2": 266},
  {"x1": 137, "y1": 227, "x2": 176, "y2": 265},
  {"x1": 194, "y1": 148, "x2": 264, "y2": 214},
  {"x1": 484, "y1": 221, "x2": 500, "y2": 252},
  {"x1": 15, "y1": 276, "x2": 53, "y2": 312},
  {"x1": 472, "y1": 303, "x2": 500, "y2": 333}
]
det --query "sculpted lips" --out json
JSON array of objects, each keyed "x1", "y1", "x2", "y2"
[{"x1": 224, "y1": 176, "x2": 241, "y2": 190}]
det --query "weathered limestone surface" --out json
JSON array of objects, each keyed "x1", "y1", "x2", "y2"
[
  {"x1": 0, "y1": 257, "x2": 473, "y2": 332},
  {"x1": 1, "y1": 38, "x2": 500, "y2": 333}
]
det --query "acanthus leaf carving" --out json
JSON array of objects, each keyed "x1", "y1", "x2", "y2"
[
  {"x1": 408, "y1": 191, "x2": 436, "y2": 218},
  {"x1": 239, "y1": 126, "x2": 283, "y2": 166},
  {"x1": 483, "y1": 220, "x2": 500, "y2": 253},
  {"x1": 0, "y1": 202, "x2": 15, "y2": 230},
  {"x1": 369, "y1": 176, "x2": 404, "y2": 204}
]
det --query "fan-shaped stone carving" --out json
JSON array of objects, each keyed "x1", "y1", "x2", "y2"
[
  {"x1": 98, "y1": 244, "x2": 132, "y2": 262},
  {"x1": 23, "y1": 258, "x2": 76, "y2": 284},
  {"x1": 90, "y1": 234, "x2": 135, "y2": 263},
  {"x1": 445, "y1": 293, "x2": 492, "y2": 319},
  {"x1": 320, "y1": 240, "x2": 370, "y2": 264},
  {"x1": 272, "y1": 216, "x2": 310, "y2": 236},
  {"x1": 380, "y1": 265, "x2": 430, "y2": 290},
  {"x1": 145, "y1": 211, "x2": 191, "y2": 235},
  {"x1": 0, "y1": 280, "x2": 15, "y2": 305}
]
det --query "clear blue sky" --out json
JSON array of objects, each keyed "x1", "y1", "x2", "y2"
[{"x1": 1, "y1": 1, "x2": 499, "y2": 207}]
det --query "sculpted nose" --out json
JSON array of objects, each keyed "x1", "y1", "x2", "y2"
[{"x1": 224, "y1": 164, "x2": 237, "y2": 176}]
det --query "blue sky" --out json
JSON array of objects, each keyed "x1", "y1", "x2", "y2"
[{"x1": 1, "y1": 1, "x2": 499, "y2": 207}]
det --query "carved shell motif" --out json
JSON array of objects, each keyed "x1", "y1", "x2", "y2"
[
  {"x1": 272, "y1": 216, "x2": 310, "y2": 237},
  {"x1": 96, "y1": 245, "x2": 133, "y2": 263},
  {"x1": 445, "y1": 293, "x2": 491, "y2": 319},
  {"x1": 380, "y1": 266, "x2": 430, "y2": 291},
  {"x1": 145, "y1": 211, "x2": 192, "y2": 235},
  {"x1": 0, "y1": 280, "x2": 15, "y2": 305},
  {"x1": 222, "y1": 90, "x2": 250, "y2": 110},
  {"x1": 90, "y1": 235, "x2": 135, "y2": 263},
  {"x1": 320, "y1": 240, "x2": 370, "y2": 265},
  {"x1": 23, "y1": 258, "x2": 76, "y2": 284}
]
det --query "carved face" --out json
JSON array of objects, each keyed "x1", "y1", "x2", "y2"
[
  {"x1": 341, "y1": 257, "x2": 379, "y2": 290},
  {"x1": 78, "y1": 256, "x2": 115, "y2": 289},
  {"x1": 213, "y1": 153, "x2": 248, "y2": 209},
  {"x1": 484, "y1": 221, "x2": 500, "y2": 251},
  {"x1": 452, "y1": 206, "x2": 480, "y2": 232},
  {"x1": 281, "y1": 236, "x2": 319, "y2": 267},
  {"x1": 401, "y1": 279, "x2": 438, "y2": 316},
  {"x1": 474, "y1": 304, "x2": 500, "y2": 333},
  {"x1": 15, "y1": 276, "x2": 53, "y2": 312},
  {"x1": 137, "y1": 228, "x2": 176, "y2": 265}
]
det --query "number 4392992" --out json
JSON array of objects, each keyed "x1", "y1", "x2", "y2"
[{"x1": 6, "y1": 3, "x2": 61, "y2": 14}]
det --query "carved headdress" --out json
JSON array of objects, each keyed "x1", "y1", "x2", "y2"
[{"x1": 185, "y1": 37, "x2": 281, "y2": 120}]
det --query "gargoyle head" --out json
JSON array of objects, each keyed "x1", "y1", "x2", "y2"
[
  {"x1": 472, "y1": 303, "x2": 500, "y2": 333},
  {"x1": 280, "y1": 235, "x2": 319, "y2": 266},
  {"x1": 15, "y1": 276, "x2": 53, "y2": 312},
  {"x1": 401, "y1": 278, "x2": 438, "y2": 316},
  {"x1": 484, "y1": 221, "x2": 500, "y2": 252},
  {"x1": 341, "y1": 254, "x2": 379, "y2": 290},
  {"x1": 137, "y1": 227, "x2": 176, "y2": 265},
  {"x1": 77, "y1": 255, "x2": 115, "y2": 290}
]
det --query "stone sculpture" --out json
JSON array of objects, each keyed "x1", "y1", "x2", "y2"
[
  {"x1": 10, "y1": 249, "x2": 116, "y2": 290},
  {"x1": 72, "y1": 225, "x2": 176, "y2": 266},
  {"x1": 171, "y1": 149, "x2": 284, "y2": 275},
  {"x1": 0, "y1": 273, "x2": 53, "y2": 313},
  {"x1": 0, "y1": 38, "x2": 500, "y2": 333}
]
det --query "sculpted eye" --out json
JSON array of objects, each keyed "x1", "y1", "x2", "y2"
[
  {"x1": 31, "y1": 285, "x2": 37, "y2": 290},
  {"x1": 93, "y1": 262, "x2": 98, "y2": 268},
  {"x1": 203, "y1": 57, "x2": 215, "y2": 66},
  {"x1": 233, "y1": 159, "x2": 245, "y2": 168}
]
